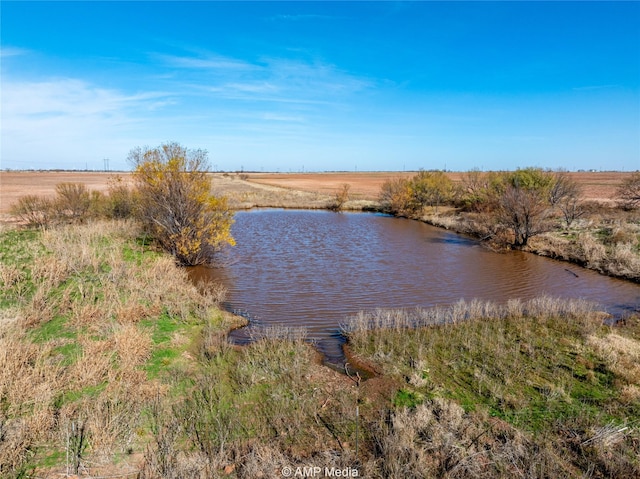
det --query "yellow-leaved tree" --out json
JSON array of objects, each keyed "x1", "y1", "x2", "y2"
[{"x1": 130, "y1": 142, "x2": 235, "y2": 265}]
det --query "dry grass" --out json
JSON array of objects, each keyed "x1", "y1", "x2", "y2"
[
  {"x1": 2, "y1": 172, "x2": 639, "y2": 476},
  {"x1": 588, "y1": 333, "x2": 640, "y2": 392},
  {"x1": 0, "y1": 219, "x2": 232, "y2": 476},
  {"x1": 0, "y1": 334, "x2": 62, "y2": 418},
  {"x1": 527, "y1": 208, "x2": 640, "y2": 281},
  {"x1": 344, "y1": 296, "x2": 600, "y2": 335},
  {"x1": 372, "y1": 399, "x2": 540, "y2": 479},
  {"x1": 345, "y1": 299, "x2": 640, "y2": 478},
  {"x1": 113, "y1": 324, "x2": 153, "y2": 369},
  {"x1": 212, "y1": 173, "x2": 338, "y2": 210}
]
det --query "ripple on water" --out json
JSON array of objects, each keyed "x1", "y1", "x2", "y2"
[{"x1": 190, "y1": 209, "x2": 640, "y2": 363}]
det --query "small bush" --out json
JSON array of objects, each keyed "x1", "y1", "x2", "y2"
[
  {"x1": 10, "y1": 195, "x2": 53, "y2": 227},
  {"x1": 379, "y1": 177, "x2": 416, "y2": 216},
  {"x1": 328, "y1": 183, "x2": 351, "y2": 211},
  {"x1": 107, "y1": 175, "x2": 136, "y2": 219},
  {"x1": 617, "y1": 172, "x2": 640, "y2": 210},
  {"x1": 53, "y1": 182, "x2": 91, "y2": 222}
]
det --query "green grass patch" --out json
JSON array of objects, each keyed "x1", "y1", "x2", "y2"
[
  {"x1": 50, "y1": 341, "x2": 82, "y2": 366},
  {"x1": 348, "y1": 307, "x2": 636, "y2": 436},
  {"x1": 30, "y1": 315, "x2": 76, "y2": 343},
  {"x1": 0, "y1": 228, "x2": 42, "y2": 264},
  {"x1": 55, "y1": 382, "x2": 108, "y2": 408},
  {"x1": 143, "y1": 310, "x2": 183, "y2": 345},
  {"x1": 145, "y1": 347, "x2": 181, "y2": 378},
  {"x1": 393, "y1": 389, "x2": 424, "y2": 408},
  {"x1": 0, "y1": 229, "x2": 44, "y2": 307},
  {"x1": 122, "y1": 237, "x2": 159, "y2": 264},
  {"x1": 140, "y1": 310, "x2": 204, "y2": 381},
  {"x1": 36, "y1": 448, "x2": 65, "y2": 470}
]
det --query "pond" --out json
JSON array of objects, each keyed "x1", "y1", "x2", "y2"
[{"x1": 191, "y1": 209, "x2": 640, "y2": 366}]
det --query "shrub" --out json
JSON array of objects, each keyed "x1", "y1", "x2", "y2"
[
  {"x1": 459, "y1": 170, "x2": 504, "y2": 212},
  {"x1": 130, "y1": 142, "x2": 235, "y2": 266},
  {"x1": 328, "y1": 183, "x2": 351, "y2": 211},
  {"x1": 379, "y1": 177, "x2": 416, "y2": 216},
  {"x1": 379, "y1": 171, "x2": 455, "y2": 216},
  {"x1": 10, "y1": 195, "x2": 53, "y2": 227},
  {"x1": 412, "y1": 170, "x2": 455, "y2": 213},
  {"x1": 617, "y1": 172, "x2": 640, "y2": 210},
  {"x1": 53, "y1": 182, "x2": 91, "y2": 222},
  {"x1": 106, "y1": 175, "x2": 136, "y2": 219}
]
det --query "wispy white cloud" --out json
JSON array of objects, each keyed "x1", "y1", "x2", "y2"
[
  {"x1": 0, "y1": 46, "x2": 30, "y2": 58},
  {"x1": 263, "y1": 57, "x2": 373, "y2": 95},
  {"x1": 1, "y1": 78, "x2": 175, "y2": 169},
  {"x1": 1, "y1": 45, "x2": 376, "y2": 169},
  {"x1": 157, "y1": 50, "x2": 373, "y2": 105},
  {"x1": 4, "y1": 78, "x2": 171, "y2": 118},
  {"x1": 156, "y1": 53, "x2": 258, "y2": 71},
  {"x1": 207, "y1": 82, "x2": 279, "y2": 95}
]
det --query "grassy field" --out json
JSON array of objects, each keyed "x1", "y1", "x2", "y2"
[
  {"x1": 344, "y1": 299, "x2": 640, "y2": 478},
  {"x1": 0, "y1": 221, "x2": 363, "y2": 477},
  {"x1": 1, "y1": 171, "x2": 639, "y2": 476},
  {"x1": 1, "y1": 219, "x2": 639, "y2": 477}
]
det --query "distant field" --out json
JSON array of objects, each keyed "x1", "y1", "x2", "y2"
[
  {"x1": 0, "y1": 171, "x2": 124, "y2": 214},
  {"x1": 0, "y1": 170, "x2": 632, "y2": 215},
  {"x1": 246, "y1": 171, "x2": 630, "y2": 204}
]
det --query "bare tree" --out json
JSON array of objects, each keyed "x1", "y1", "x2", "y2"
[
  {"x1": 558, "y1": 194, "x2": 585, "y2": 228},
  {"x1": 329, "y1": 183, "x2": 351, "y2": 211},
  {"x1": 617, "y1": 172, "x2": 640, "y2": 210},
  {"x1": 497, "y1": 184, "x2": 551, "y2": 247},
  {"x1": 549, "y1": 171, "x2": 585, "y2": 227}
]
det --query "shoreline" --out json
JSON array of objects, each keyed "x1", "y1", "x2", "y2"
[{"x1": 415, "y1": 210, "x2": 640, "y2": 284}]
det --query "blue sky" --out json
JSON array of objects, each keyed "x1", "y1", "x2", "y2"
[{"x1": 1, "y1": 1, "x2": 639, "y2": 172}]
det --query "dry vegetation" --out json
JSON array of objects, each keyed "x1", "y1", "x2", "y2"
[
  {"x1": 0, "y1": 220, "x2": 240, "y2": 477},
  {"x1": 0, "y1": 219, "x2": 374, "y2": 478},
  {"x1": 0, "y1": 170, "x2": 631, "y2": 213},
  {"x1": 3, "y1": 219, "x2": 638, "y2": 478},
  {"x1": 344, "y1": 298, "x2": 640, "y2": 478},
  {"x1": 1, "y1": 169, "x2": 639, "y2": 477},
  {"x1": 244, "y1": 171, "x2": 628, "y2": 205},
  {"x1": 372, "y1": 169, "x2": 640, "y2": 283}
]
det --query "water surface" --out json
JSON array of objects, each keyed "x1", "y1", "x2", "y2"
[{"x1": 192, "y1": 209, "x2": 640, "y2": 365}]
